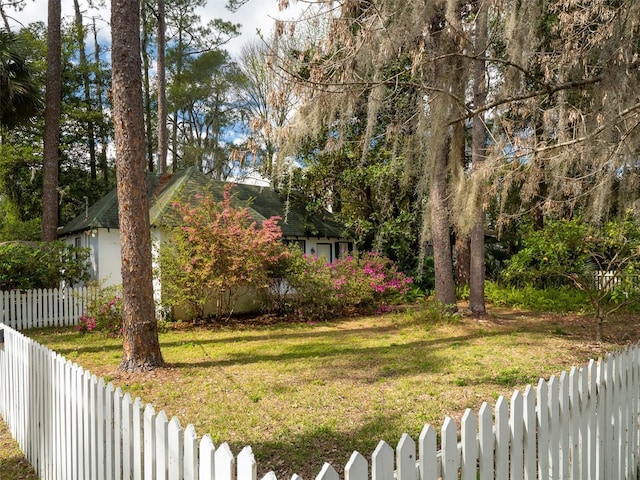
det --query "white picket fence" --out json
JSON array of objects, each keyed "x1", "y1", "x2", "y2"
[
  {"x1": 0, "y1": 287, "x2": 92, "y2": 329},
  {"x1": 594, "y1": 271, "x2": 640, "y2": 292},
  {"x1": 1, "y1": 323, "x2": 640, "y2": 480}
]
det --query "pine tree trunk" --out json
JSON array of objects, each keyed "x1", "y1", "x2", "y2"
[
  {"x1": 73, "y1": 0, "x2": 97, "y2": 181},
  {"x1": 111, "y1": 0, "x2": 163, "y2": 371},
  {"x1": 141, "y1": 4, "x2": 155, "y2": 172},
  {"x1": 42, "y1": 0, "x2": 61, "y2": 242},
  {"x1": 157, "y1": 0, "x2": 168, "y2": 174},
  {"x1": 92, "y1": 19, "x2": 110, "y2": 188}
]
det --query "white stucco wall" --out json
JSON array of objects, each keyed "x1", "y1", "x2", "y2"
[{"x1": 64, "y1": 229, "x2": 122, "y2": 287}]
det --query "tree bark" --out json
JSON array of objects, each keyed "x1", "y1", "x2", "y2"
[
  {"x1": 430, "y1": 138, "x2": 457, "y2": 309},
  {"x1": 92, "y1": 18, "x2": 110, "y2": 188},
  {"x1": 141, "y1": 3, "x2": 155, "y2": 172},
  {"x1": 41, "y1": 0, "x2": 61, "y2": 242},
  {"x1": 157, "y1": 0, "x2": 168, "y2": 174},
  {"x1": 469, "y1": 0, "x2": 488, "y2": 315},
  {"x1": 73, "y1": 0, "x2": 97, "y2": 181},
  {"x1": 455, "y1": 234, "x2": 470, "y2": 287},
  {"x1": 112, "y1": 0, "x2": 164, "y2": 371}
]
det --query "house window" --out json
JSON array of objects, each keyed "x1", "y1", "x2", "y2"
[
  {"x1": 315, "y1": 243, "x2": 332, "y2": 263},
  {"x1": 335, "y1": 241, "x2": 353, "y2": 259},
  {"x1": 286, "y1": 239, "x2": 306, "y2": 253},
  {"x1": 74, "y1": 236, "x2": 82, "y2": 260}
]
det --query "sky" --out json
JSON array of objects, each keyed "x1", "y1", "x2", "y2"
[{"x1": 9, "y1": 0, "x2": 305, "y2": 57}]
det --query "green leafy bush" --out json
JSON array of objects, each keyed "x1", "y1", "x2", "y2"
[
  {"x1": 500, "y1": 217, "x2": 640, "y2": 340},
  {"x1": 484, "y1": 281, "x2": 590, "y2": 313},
  {"x1": 76, "y1": 284, "x2": 123, "y2": 337},
  {"x1": 0, "y1": 241, "x2": 89, "y2": 290},
  {"x1": 160, "y1": 187, "x2": 290, "y2": 321},
  {"x1": 265, "y1": 251, "x2": 413, "y2": 320}
]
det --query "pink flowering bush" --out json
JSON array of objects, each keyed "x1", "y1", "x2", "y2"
[
  {"x1": 76, "y1": 284, "x2": 123, "y2": 337},
  {"x1": 271, "y1": 250, "x2": 413, "y2": 320},
  {"x1": 76, "y1": 313, "x2": 96, "y2": 334},
  {"x1": 161, "y1": 186, "x2": 290, "y2": 321},
  {"x1": 330, "y1": 252, "x2": 413, "y2": 310}
]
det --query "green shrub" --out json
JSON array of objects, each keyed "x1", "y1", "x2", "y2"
[
  {"x1": 0, "y1": 241, "x2": 89, "y2": 290},
  {"x1": 160, "y1": 187, "x2": 289, "y2": 321},
  {"x1": 265, "y1": 251, "x2": 413, "y2": 320},
  {"x1": 485, "y1": 281, "x2": 590, "y2": 313},
  {"x1": 76, "y1": 284, "x2": 123, "y2": 337},
  {"x1": 409, "y1": 298, "x2": 461, "y2": 325}
]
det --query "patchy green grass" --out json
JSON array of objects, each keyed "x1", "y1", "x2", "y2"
[
  {"x1": 0, "y1": 418, "x2": 38, "y2": 480},
  {"x1": 26, "y1": 306, "x2": 639, "y2": 479}
]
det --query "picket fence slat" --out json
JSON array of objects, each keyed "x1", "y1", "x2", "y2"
[
  {"x1": 510, "y1": 391, "x2": 524, "y2": 480},
  {"x1": 459, "y1": 410, "x2": 476, "y2": 480},
  {"x1": 0, "y1": 287, "x2": 92, "y2": 330},
  {"x1": 199, "y1": 434, "x2": 216, "y2": 480},
  {"x1": 238, "y1": 446, "x2": 257, "y2": 480},
  {"x1": 477, "y1": 402, "x2": 493, "y2": 480},
  {"x1": 372, "y1": 440, "x2": 393, "y2": 480},
  {"x1": 4, "y1": 324, "x2": 640, "y2": 480},
  {"x1": 157, "y1": 410, "x2": 170, "y2": 480},
  {"x1": 184, "y1": 424, "x2": 198, "y2": 480},
  {"x1": 495, "y1": 397, "x2": 508, "y2": 479},
  {"x1": 144, "y1": 404, "x2": 157, "y2": 480},
  {"x1": 522, "y1": 385, "x2": 536, "y2": 480},
  {"x1": 215, "y1": 443, "x2": 235, "y2": 480},
  {"x1": 418, "y1": 425, "x2": 437, "y2": 480},
  {"x1": 345, "y1": 451, "x2": 367, "y2": 480},
  {"x1": 168, "y1": 417, "x2": 184, "y2": 479}
]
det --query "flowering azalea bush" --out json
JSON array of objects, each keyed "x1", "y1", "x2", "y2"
[
  {"x1": 268, "y1": 250, "x2": 413, "y2": 320},
  {"x1": 330, "y1": 252, "x2": 413, "y2": 310},
  {"x1": 76, "y1": 284, "x2": 123, "y2": 337}
]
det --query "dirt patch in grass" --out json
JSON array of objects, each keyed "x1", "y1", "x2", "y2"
[{"x1": 27, "y1": 304, "x2": 640, "y2": 479}]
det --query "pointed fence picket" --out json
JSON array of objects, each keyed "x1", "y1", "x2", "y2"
[
  {"x1": 0, "y1": 287, "x2": 92, "y2": 329},
  {"x1": 2, "y1": 322, "x2": 640, "y2": 480}
]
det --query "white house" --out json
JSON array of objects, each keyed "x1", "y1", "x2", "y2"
[{"x1": 59, "y1": 168, "x2": 353, "y2": 314}]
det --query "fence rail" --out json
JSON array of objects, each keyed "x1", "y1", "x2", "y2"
[
  {"x1": 594, "y1": 271, "x2": 640, "y2": 291},
  {"x1": 1, "y1": 322, "x2": 639, "y2": 480},
  {"x1": 0, "y1": 287, "x2": 91, "y2": 329}
]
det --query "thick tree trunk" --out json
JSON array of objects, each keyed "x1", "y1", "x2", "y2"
[
  {"x1": 41, "y1": 0, "x2": 61, "y2": 242},
  {"x1": 455, "y1": 234, "x2": 470, "y2": 287},
  {"x1": 469, "y1": 0, "x2": 488, "y2": 315},
  {"x1": 430, "y1": 140, "x2": 457, "y2": 309},
  {"x1": 425, "y1": 6, "x2": 458, "y2": 311},
  {"x1": 111, "y1": 0, "x2": 164, "y2": 371}
]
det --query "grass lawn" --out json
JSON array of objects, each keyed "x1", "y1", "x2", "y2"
[
  {"x1": 0, "y1": 418, "x2": 38, "y2": 480},
  {"x1": 26, "y1": 305, "x2": 640, "y2": 479}
]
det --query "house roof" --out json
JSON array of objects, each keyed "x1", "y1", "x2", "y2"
[{"x1": 59, "y1": 167, "x2": 347, "y2": 239}]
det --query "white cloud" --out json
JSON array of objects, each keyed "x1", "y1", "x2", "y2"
[{"x1": 9, "y1": 0, "x2": 304, "y2": 57}]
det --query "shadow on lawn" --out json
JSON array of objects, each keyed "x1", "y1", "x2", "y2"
[
  {"x1": 45, "y1": 321, "x2": 407, "y2": 356},
  {"x1": 229, "y1": 410, "x2": 408, "y2": 480},
  {"x1": 164, "y1": 330, "x2": 507, "y2": 380},
  {"x1": 35, "y1": 319, "x2": 512, "y2": 382}
]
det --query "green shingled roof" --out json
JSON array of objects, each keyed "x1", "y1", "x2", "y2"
[{"x1": 60, "y1": 168, "x2": 346, "y2": 239}]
